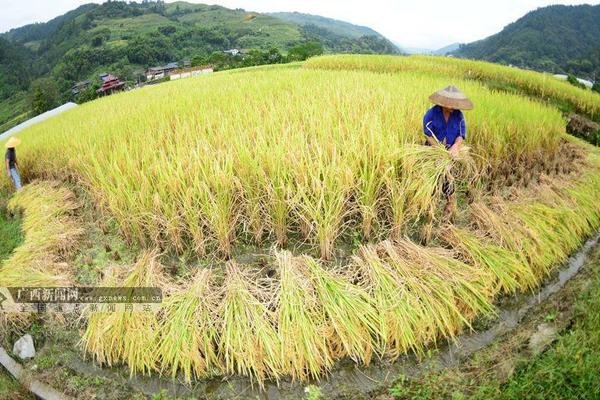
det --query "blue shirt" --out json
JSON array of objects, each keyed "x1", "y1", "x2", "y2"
[{"x1": 423, "y1": 105, "x2": 466, "y2": 148}]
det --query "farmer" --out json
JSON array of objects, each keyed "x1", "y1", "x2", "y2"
[
  {"x1": 423, "y1": 85, "x2": 473, "y2": 217},
  {"x1": 5, "y1": 137, "x2": 22, "y2": 191}
]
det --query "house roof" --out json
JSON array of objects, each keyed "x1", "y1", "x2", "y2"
[
  {"x1": 147, "y1": 62, "x2": 179, "y2": 72},
  {"x1": 97, "y1": 75, "x2": 125, "y2": 93}
]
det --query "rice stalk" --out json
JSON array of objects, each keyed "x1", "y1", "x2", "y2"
[
  {"x1": 154, "y1": 269, "x2": 220, "y2": 382},
  {"x1": 217, "y1": 262, "x2": 282, "y2": 385},
  {"x1": 273, "y1": 250, "x2": 333, "y2": 380},
  {"x1": 80, "y1": 250, "x2": 169, "y2": 377},
  {"x1": 303, "y1": 256, "x2": 380, "y2": 364}
]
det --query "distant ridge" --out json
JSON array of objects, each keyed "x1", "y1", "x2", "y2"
[
  {"x1": 452, "y1": 4, "x2": 600, "y2": 80},
  {"x1": 267, "y1": 12, "x2": 382, "y2": 39}
]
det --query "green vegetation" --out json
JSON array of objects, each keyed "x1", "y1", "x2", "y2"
[
  {"x1": 567, "y1": 74, "x2": 586, "y2": 89},
  {"x1": 0, "y1": 207, "x2": 22, "y2": 262},
  {"x1": 453, "y1": 4, "x2": 600, "y2": 81},
  {"x1": 0, "y1": 369, "x2": 32, "y2": 400}
]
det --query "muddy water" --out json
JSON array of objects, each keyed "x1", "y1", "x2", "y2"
[{"x1": 69, "y1": 232, "x2": 600, "y2": 400}]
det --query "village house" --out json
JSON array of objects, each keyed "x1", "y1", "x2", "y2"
[
  {"x1": 96, "y1": 74, "x2": 125, "y2": 96},
  {"x1": 146, "y1": 62, "x2": 179, "y2": 81}
]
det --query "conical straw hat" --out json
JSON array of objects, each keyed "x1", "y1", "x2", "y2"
[
  {"x1": 428, "y1": 85, "x2": 474, "y2": 110},
  {"x1": 5, "y1": 137, "x2": 21, "y2": 149}
]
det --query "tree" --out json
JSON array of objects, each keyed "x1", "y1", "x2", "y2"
[
  {"x1": 77, "y1": 83, "x2": 100, "y2": 103},
  {"x1": 593, "y1": 82, "x2": 600, "y2": 94},
  {"x1": 287, "y1": 41, "x2": 323, "y2": 62},
  {"x1": 158, "y1": 25, "x2": 176, "y2": 36},
  {"x1": 125, "y1": 35, "x2": 173, "y2": 65},
  {"x1": 266, "y1": 47, "x2": 283, "y2": 64},
  {"x1": 207, "y1": 51, "x2": 231, "y2": 70},
  {"x1": 191, "y1": 54, "x2": 208, "y2": 67},
  {"x1": 29, "y1": 78, "x2": 60, "y2": 115},
  {"x1": 90, "y1": 28, "x2": 110, "y2": 47}
]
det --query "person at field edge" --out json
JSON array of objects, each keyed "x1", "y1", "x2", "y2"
[
  {"x1": 423, "y1": 85, "x2": 474, "y2": 218},
  {"x1": 5, "y1": 137, "x2": 22, "y2": 191}
]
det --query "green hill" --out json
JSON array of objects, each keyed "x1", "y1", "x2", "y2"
[
  {"x1": 267, "y1": 12, "x2": 381, "y2": 39},
  {"x1": 452, "y1": 4, "x2": 600, "y2": 80},
  {"x1": 0, "y1": 0, "x2": 398, "y2": 130}
]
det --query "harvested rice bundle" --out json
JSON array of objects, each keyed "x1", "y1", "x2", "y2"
[
  {"x1": 273, "y1": 250, "x2": 334, "y2": 380},
  {"x1": 303, "y1": 256, "x2": 380, "y2": 364},
  {"x1": 567, "y1": 183, "x2": 600, "y2": 234},
  {"x1": 380, "y1": 239, "x2": 495, "y2": 340},
  {"x1": 469, "y1": 201, "x2": 544, "y2": 276},
  {"x1": 80, "y1": 250, "x2": 169, "y2": 376},
  {"x1": 218, "y1": 262, "x2": 282, "y2": 384},
  {"x1": 441, "y1": 225, "x2": 536, "y2": 293},
  {"x1": 154, "y1": 269, "x2": 220, "y2": 382},
  {"x1": 473, "y1": 198, "x2": 577, "y2": 278},
  {"x1": 352, "y1": 244, "x2": 424, "y2": 358},
  {"x1": 511, "y1": 203, "x2": 579, "y2": 276},
  {"x1": 388, "y1": 144, "x2": 476, "y2": 237},
  {"x1": 0, "y1": 181, "x2": 82, "y2": 286}
]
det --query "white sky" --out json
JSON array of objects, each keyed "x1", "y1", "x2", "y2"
[{"x1": 1, "y1": 0, "x2": 598, "y2": 49}]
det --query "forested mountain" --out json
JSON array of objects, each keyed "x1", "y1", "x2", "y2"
[
  {"x1": 268, "y1": 12, "x2": 381, "y2": 39},
  {"x1": 452, "y1": 4, "x2": 600, "y2": 80},
  {"x1": 0, "y1": 0, "x2": 398, "y2": 130}
]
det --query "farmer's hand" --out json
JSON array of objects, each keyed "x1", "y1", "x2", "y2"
[{"x1": 449, "y1": 145, "x2": 459, "y2": 158}]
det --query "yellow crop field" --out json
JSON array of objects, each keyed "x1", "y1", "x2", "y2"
[
  {"x1": 306, "y1": 54, "x2": 600, "y2": 120},
  {"x1": 1, "y1": 55, "x2": 600, "y2": 386},
  {"x1": 5, "y1": 68, "x2": 565, "y2": 258}
]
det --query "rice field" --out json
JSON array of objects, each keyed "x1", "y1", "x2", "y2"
[
  {"x1": 2, "y1": 55, "x2": 600, "y2": 386},
  {"x1": 3, "y1": 66, "x2": 566, "y2": 258},
  {"x1": 305, "y1": 54, "x2": 600, "y2": 121}
]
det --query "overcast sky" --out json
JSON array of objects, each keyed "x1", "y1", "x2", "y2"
[{"x1": 1, "y1": 0, "x2": 598, "y2": 49}]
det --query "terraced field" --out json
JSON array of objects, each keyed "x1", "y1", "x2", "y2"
[{"x1": 1, "y1": 54, "x2": 600, "y2": 386}]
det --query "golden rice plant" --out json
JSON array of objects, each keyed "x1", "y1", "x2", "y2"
[
  {"x1": 294, "y1": 147, "x2": 355, "y2": 259},
  {"x1": 154, "y1": 269, "x2": 220, "y2": 382},
  {"x1": 303, "y1": 256, "x2": 381, "y2": 364},
  {"x1": 80, "y1": 250, "x2": 169, "y2": 376},
  {"x1": 273, "y1": 250, "x2": 334, "y2": 380},
  {"x1": 217, "y1": 261, "x2": 282, "y2": 384}
]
